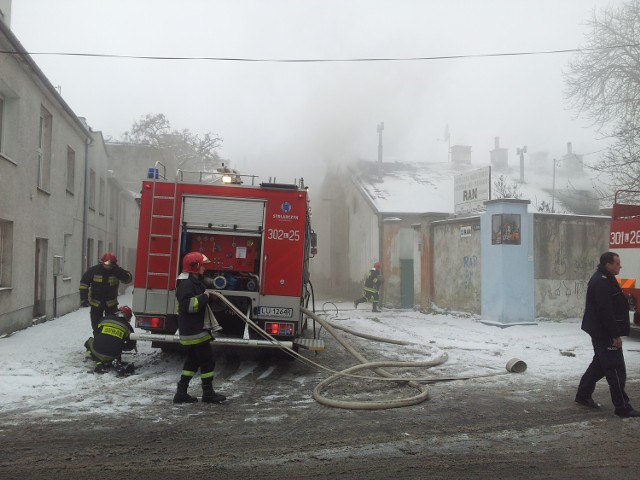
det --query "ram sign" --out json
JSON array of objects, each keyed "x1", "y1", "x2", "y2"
[{"x1": 454, "y1": 166, "x2": 491, "y2": 214}]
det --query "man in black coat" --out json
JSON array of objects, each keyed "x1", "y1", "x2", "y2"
[
  {"x1": 79, "y1": 252, "x2": 132, "y2": 333},
  {"x1": 576, "y1": 252, "x2": 640, "y2": 418}
]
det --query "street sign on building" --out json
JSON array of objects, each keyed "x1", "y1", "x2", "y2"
[{"x1": 454, "y1": 166, "x2": 491, "y2": 214}]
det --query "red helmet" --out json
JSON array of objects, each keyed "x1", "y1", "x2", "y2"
[
  {"x1": 182, "y1": 252, "x2": 211, "y2": 273},
  {"x1": 118, "y1": 305, "x2": 133, "y2": 322},
  {"x1": 101, "y1": 252, "x2": 117, "y2": 265},
  {"x1": 373, "y1": 262, "x2": 381, "y2": 270}
]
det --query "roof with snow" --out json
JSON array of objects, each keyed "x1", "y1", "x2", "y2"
[{"x1": 351, "y1": 157, "x2": 604, "y2": 216}]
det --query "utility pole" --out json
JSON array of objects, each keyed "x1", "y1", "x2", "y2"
[
  {"x1": 517, "y1": 146, "x2": 527, "y2": 183},
  {"x1": 377, "y1": 122, "x2": 384, "y2": 181}
]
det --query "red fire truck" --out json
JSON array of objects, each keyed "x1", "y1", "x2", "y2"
[
  {"x1": 609, "y1": 190, "x2": 640, "y2": 334},
  {"x1": 131, "y1": 164, "x2": 323, "y2": 351}
]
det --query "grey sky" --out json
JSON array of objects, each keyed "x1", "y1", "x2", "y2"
[{"x1": 9, "y1": 0, "x2": 624, "y2": 185}]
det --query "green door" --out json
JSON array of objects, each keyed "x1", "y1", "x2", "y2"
[{"x1": 400, "y1": 259, "x2": 414, "y2": 309}]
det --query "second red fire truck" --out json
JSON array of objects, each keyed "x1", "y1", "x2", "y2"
[{"x1": 609, "y1": 190, "x2": 640, "y2": 335}]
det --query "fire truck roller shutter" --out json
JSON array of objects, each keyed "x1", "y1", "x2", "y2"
[{"x1": 182, "y1": 196, "x2": 265, "y2": 232}]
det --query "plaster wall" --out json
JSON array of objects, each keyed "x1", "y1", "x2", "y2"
[
  {"x1": 533, "y1": 214, "x2": 609, "y2": 319},
  {"x1": 431, "y1": 216, "x2": 482, "y2": 313}
]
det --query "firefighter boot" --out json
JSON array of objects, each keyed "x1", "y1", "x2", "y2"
[
  {"x1": 372, "y1": 304, "x2": 380, "y2": 313},
  {"x1": 173, "y1": 381, "x2": 198, "y2": 404},
  {"x1": 201, "y1": 379, "x2": 226, "y2": 404}
]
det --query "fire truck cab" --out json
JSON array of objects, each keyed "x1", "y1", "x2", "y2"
[
  {"x1": 132, "y1": 164, "x2": 322, "y2": 351},
  {"x1": 609, "y1": 190, "x2": 640, "y2": 335}
]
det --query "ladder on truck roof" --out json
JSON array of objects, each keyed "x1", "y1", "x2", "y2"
[{"x1": 144, "y1": 162, "x2": 178, "y2": 310}]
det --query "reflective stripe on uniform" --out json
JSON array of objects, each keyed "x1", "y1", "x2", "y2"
[
  {"x1": 188, "y1": 297, "x2": 200, "y2": 313},
  {"x1": 101, "y1": 325, "x2": 125, "y2": 339},
  {"x1": 179, "y1": 331, "x2": 213, "y2": 346}
]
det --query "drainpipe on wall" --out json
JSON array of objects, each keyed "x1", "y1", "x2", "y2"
[{"x1": 81, "y1": 137, "x2": 91, "y2": 272}]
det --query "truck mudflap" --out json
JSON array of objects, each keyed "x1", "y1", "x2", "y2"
[{"x1": 129, "y1": 331, "x2": 325, "y2": 350}]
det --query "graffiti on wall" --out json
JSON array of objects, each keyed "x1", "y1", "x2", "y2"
[{"x1": 463, "y1": 255, "x2": 479, "y2": 291}]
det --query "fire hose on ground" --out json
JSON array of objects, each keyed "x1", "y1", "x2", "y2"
[{"x1": 133, "y1": 292, "x2": 526, "y2": 410}]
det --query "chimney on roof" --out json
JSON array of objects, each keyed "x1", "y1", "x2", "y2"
[
  {"x1": 451, "y1": 145, "x2": 471, "y2": 165},
  {"x1": 490, "y1": 137, "x2": 508, "y2": 170}
]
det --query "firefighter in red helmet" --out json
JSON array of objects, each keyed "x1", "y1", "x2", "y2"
[
  {"x1": 84, "y1": 305, "x2": 136, "y2": 376},
  {"x1": 354, "y1": 262, "x2": 384, "y2": 312},
  {"x1": 79, "y1": 252, "x2": 132, "y2": 334},
  {"x1": 173, "y1": 251, "x2": 226, "y2": 404}
]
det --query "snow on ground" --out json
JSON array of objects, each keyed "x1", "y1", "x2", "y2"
[{"x1": 2, "y1": 289, "x2": 640, "y2": 422}]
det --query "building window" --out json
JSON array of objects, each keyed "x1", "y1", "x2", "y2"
[
  {"x1": 98, "y1": 240, "x2": 104, "y2": 261},
  {"x1": 0, "y1": 87, "x2": 18, "y2": 162},
  {"x1": 66, "y1": 146, "x2": 75, "y2": 194},
  {"x1": 37, "y1": 106, "x2": 53, "y2": 191},
  {"x1": 63, "y1": 233, "x2": 72, "y2": 278},
  {"x1": 89, "y1": 169, "x2": 96, "y2": 211},
  {"x1": 110, "y1": 185, "x2": 117, "y2": 220},
  {"x1": 0, "y1": 220, "x2": 13, "y2": 288},
  {"x1": 99, "y1": 178, "x2": 105, "y2": 215},
  {"x1": 0, "y1": 95, "x2": 4, "y2": 154}
]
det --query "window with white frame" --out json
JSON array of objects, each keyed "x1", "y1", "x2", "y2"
[
  {"x1": 0, "y1": 85, "x2": 18, "y2": 162},
  {"x1": 99, "y1": 178, "x2": 105, "y2": 215},
  {"x1": 0, "y1": 220, "x2": 13, "y2": 288},
  {"x1": 66, "y1": 146, "x2": 75, "y2": 194},
  {"x1": 89, "y1": 169, "x2": 96, "y2": 210},
  {"x1": 109, "y1": 184, "x2": 116, "y2": 220},
  {"x1": 37, "y1": 106, "x2": 52, "y2": 191},
  {"x1": 0, "y1": 95, "x2": 4, "y2": 154}
]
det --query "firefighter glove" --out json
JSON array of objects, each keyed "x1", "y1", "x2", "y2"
[{"x1": 81, "y1": 300, "x2": 90, "y2": 308}]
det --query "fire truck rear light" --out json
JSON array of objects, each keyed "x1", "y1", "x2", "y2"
[
  {"x1": 136, "y1": 315, "x2": 165, "y2": 329},
  {"x1": 265, "y1": 322, "x2": 294, "y2": 336}
]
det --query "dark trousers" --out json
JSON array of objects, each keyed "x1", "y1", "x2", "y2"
[
  {"x1": 90, "y1": 304, "x2": 118, "y2": 333},
  {"x1": 181, "y1": 342, "x2": 215, "y2": 381},
  {"x1": 577, "y1": 337, "x2": 631, "y2": 413},
  {"x1": 356, "y1": 291, "x2": 380, "y2": 305}
]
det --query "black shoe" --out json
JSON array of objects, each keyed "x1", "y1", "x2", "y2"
[
  {"x1": 173, "y1": 392, "x2": 198, "y2": 404},
  {"x1": 616, "y1": 408, "x2": 640, "y2": 418},
  {"x1": 202, "y1": 391, "x2": 226, "y2": 404},
  {"x1": 354, "y1": 301, "x2": 358, "y2": 309},
  {"x1": 94, "y1": 363, "x2": 110, "y2": 374},
  {"x1": 575, "y1": 397, "x2": 601, "y2": 409},
  {"x1": 115, "y1": 362, "x2": 135, "y2": 377}
]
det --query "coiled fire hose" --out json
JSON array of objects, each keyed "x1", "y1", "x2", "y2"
[{"x1": 208, "y1": 293, "x2": 520, "y2": 410}]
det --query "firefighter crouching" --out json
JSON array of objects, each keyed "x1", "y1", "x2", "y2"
[
  {"x1": 173, "y1": 251, "x2": 227, "y2": 404},
  {"x1": 85, "y1": 306, "x2": 136, "y2": 376},
  {"x1": 354, "y1": 262, "x2": 384, "y2": 312},
  {"x1": 79, "y1": 252, "x2": 133, "y2": 334}
]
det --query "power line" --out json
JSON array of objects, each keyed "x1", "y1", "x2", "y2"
[{"x1": 1, "y1": 43, "x2": 639, "y2": 63}]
